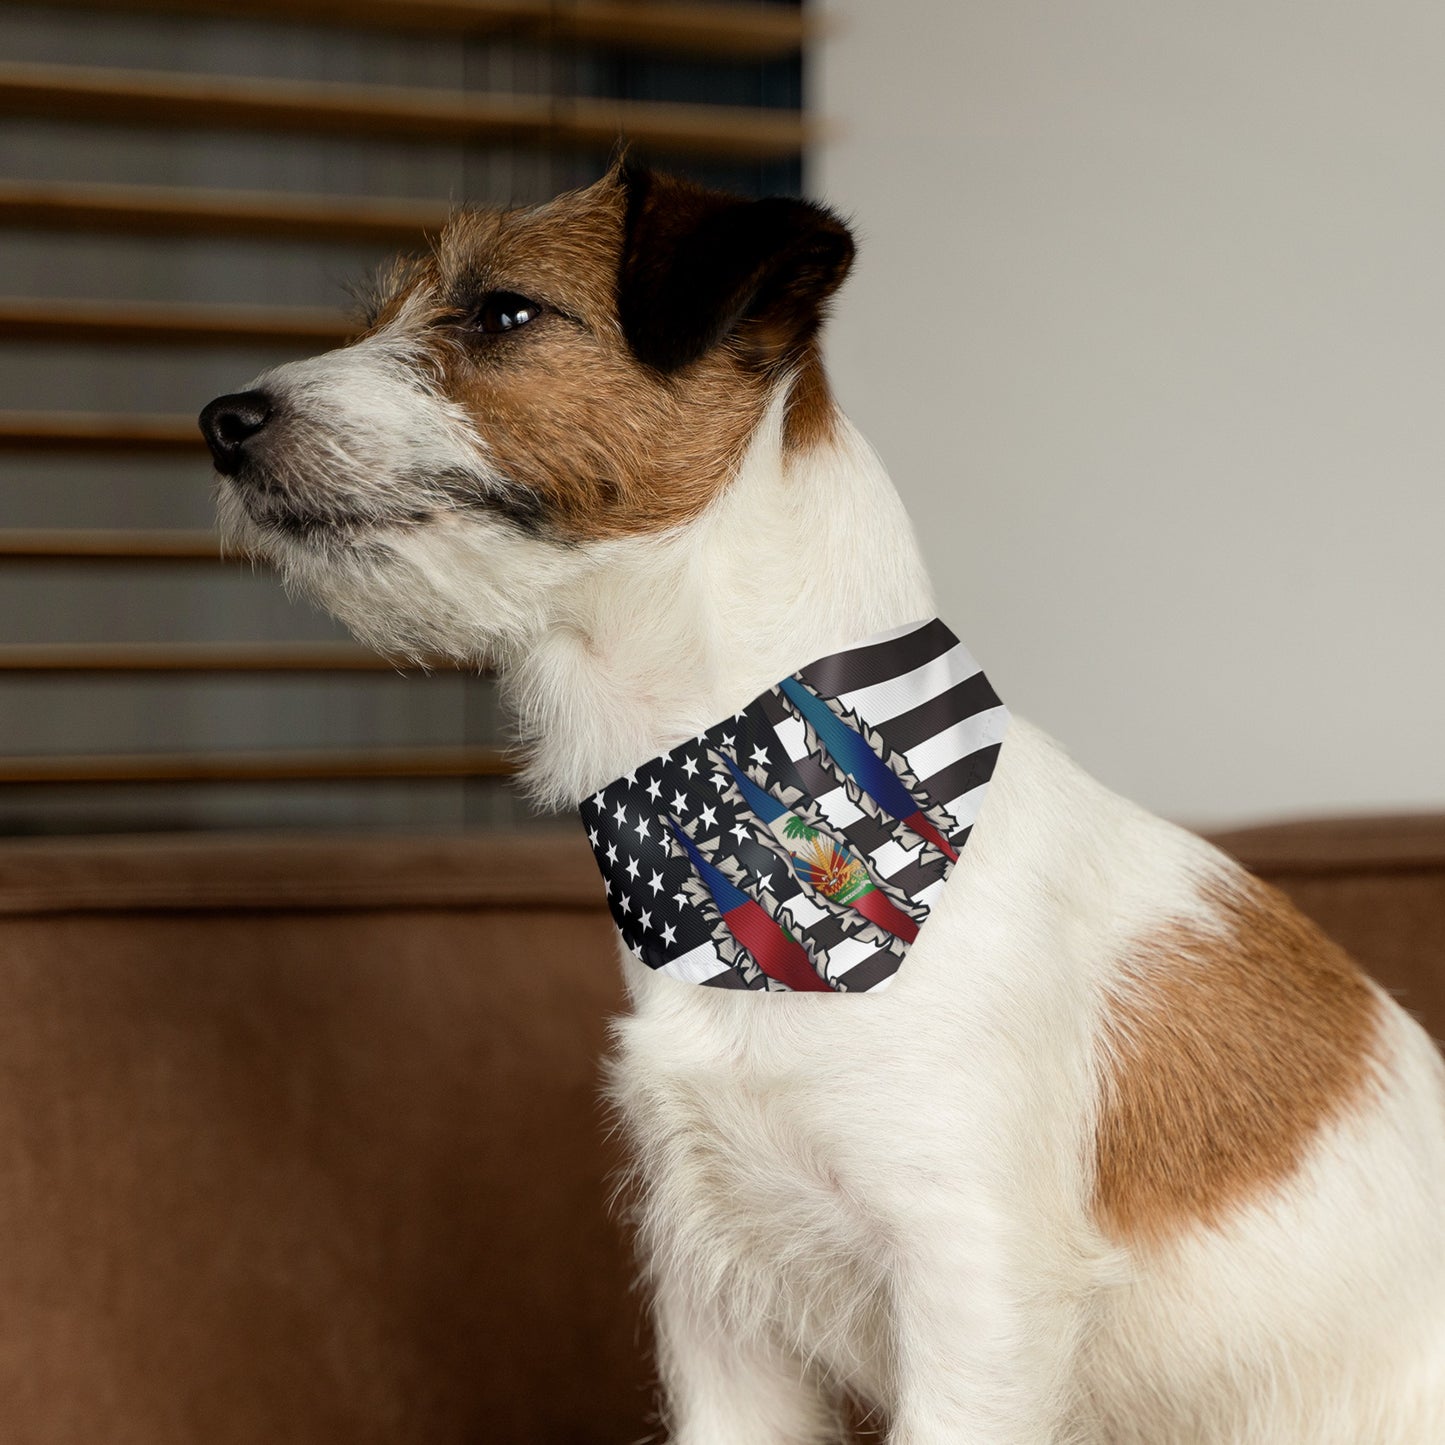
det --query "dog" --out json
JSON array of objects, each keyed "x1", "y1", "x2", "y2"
[{"x1": 200, "y1": 161, "x2": 1445, "y2": 1443}]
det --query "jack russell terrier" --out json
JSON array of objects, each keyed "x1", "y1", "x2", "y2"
[{"x1": 200, "y1": 161, "x2": 1445, "y2": 1444}]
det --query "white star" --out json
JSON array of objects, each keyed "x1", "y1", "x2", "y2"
[
  {"x1": 648, "y1": 871, "x2": 664, "y2": 895},
  {"x1": 619, "y1": 894, "x2": 632, "y2": 914},
  {"x1": 605, "y1": 842, "x2": 618, "y2": 864},
  {"x1": 630, "y1": 942, "x2": 643, "y2": 960},
  {"x1": 681, "y1": 755, "x2": 699, "y2": 777},
  {"x1": 671, "y1": 791, "x2": 689, "y2": 815},
  {"x1": 623, "y1": 768, "x2": 637, "y2": 785},
  {"x1": 732, "y1": 821, "x2": 751, "y2": 843},
  {"x1": 673, "y1": 891, "x2": 690, "y2": 907},
  {"x1": 613, "y1": 801, "x2": 627, "y2": 827},
  {"x1": 695, "y1": 733, "x2": 708, "y2": 745},
  {"x1": 635, "y1": 816, "x2": 651, "y2": 841},
  {"x1": 721, "y1": 734, "x2": 735, "y2": 750},
  {"x1": 660, "y1": 922, "x2": 677, "y2": 946},
  {"x1": 698, "y1": 803, "x2": 717, "y2": 829},
  {"x1": 638, "y1": 909, "x2": 652, "y2": 931},
  {"x1": 645, "y1": 776, "x2": 662, "y2": 801},
  {"x1": 734, "y1": 709, "x2": 747, "y2": 721},
  {"x1": 625, "y1": 856, "x2": 640, "y2": 881},
  {"x1": 750, "y1": 745, "x2": 770, "y2": 768},
  {"x1": 586, "y1": 826, "x2": 599, "y2": 847}
]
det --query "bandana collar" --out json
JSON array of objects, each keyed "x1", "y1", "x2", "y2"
[{"x1": 580, "y1": 619, "x2": 1008, "y2": 993}]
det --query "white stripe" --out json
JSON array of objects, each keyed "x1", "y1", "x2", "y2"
[
  {"x1": 774, "y1": 713, "x2": 810, "y2": 761},
  {"x1": 837, "y1": 642, "x2": 981, "y2": 724},
  {"x1": 658, "y1": 942, "x2": 732, "y2": 984},
  {"x1": 915, "y1": 876, "x2": 949, "y2": 911},
  {"x1": 774, "y1": 889, "x2": 828, "y2": 928},
  {"x1": 867, "y1": 837, "x2": 919, "y2": 880},
  {"x1": 940, "y1": 779, "x2": 992, "y2": 830},
  {"x1": 814, "y1": 790, "x2": 863, "y2": 828},
  {"x1": 908, "y1": 704, "x2": 1011, "y2": 782}
]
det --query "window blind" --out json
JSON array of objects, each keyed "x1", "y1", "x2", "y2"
[{"x1": 0, "y1": 0, "x2": 808, "y2": 834}]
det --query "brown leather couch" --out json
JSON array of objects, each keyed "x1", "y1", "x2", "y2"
[{"x1": 0, "y1": 818, "x2": 1440, "y2": 1443}]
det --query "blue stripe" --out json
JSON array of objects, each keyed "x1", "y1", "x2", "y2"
[
  {"x1": 668, "y1": 818, "x2": 748, "y2": 914},
  {"x1": 720, "y1": 753, "x2": 787, "y2": 823},
  {"x1": 777, "y1": 676, "x2": 921, "y2": 822}
]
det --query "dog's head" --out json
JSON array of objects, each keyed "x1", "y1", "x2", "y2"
[{"x1": 200, "y1": 162, "x2": 855, "y2": 663}]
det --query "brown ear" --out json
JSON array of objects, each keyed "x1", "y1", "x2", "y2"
[{"x1": 616, "y1": 162, "x2": 855, "y2": 375}]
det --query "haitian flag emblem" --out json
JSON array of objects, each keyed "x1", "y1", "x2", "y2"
[{"x1": 580, "y1": 619, "x2": 1009, "y2": 992}]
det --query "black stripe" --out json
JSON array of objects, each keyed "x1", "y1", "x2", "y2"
[
  {"x1": 791, "y1": 752, "x2": 843, "y2": 799},
  {"x1": 920, "y1": 742, "x2": 1003, "y2": 811},
  {"x1": 737, "y1": 838, "x2": 792, "y2": 888},
  {"x1": 835, "y1": 949, "x2": 902, "y2": 992},
  {"x1": 879, "y1": 854, "x2": 950, "y2": 899},
  {"x1": 807, "y1": 916, "x2": 849, "y2": 953},
  {"x1": 755, "y1": 689, "x2": 793, "y2": 727},
  {"x1": 881, "y1": 671, "x2": 1001, "y2": 754},
  {"x1": 799, "y1": 619, "x2": 956, "y2": 698},
  {"x1": 844, "y1": 813, "x2": 896, "y2": 857}
]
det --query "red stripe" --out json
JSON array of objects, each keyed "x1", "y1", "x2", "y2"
[
  {"x1": 850, "y1": 888, "x2": 919, "y2": 943},
  {"x1": 723, "y1": 902, "x2": 832, "y2": 992},
  {"x1": 905, "y1": 810, "x2": 958, "y2": 862}
]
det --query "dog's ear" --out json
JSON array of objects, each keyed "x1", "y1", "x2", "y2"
[{"x1": 616, "y1": 161, "x2": 855, "y2": 375}]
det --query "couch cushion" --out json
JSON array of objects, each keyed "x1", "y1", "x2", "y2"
[
  {"x1": 0, "y1": 818, "x2": 1439, "y2": 1442},
  {"x1": 0, "y1": 831, "x2": 647, "y2": 1445}
]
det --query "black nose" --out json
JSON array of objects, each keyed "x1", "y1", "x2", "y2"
[{"x1": 199, "y1": 390, "x2": 273, "y2": 475}]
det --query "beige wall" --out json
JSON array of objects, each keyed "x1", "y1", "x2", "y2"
[{"x1": 814, "y1": 0, "x2": 1445, "y2": 827}]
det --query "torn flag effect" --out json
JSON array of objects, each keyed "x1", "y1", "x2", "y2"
[{"x1": 580, "y1": 619, "x2": 1009, "y2": 993}]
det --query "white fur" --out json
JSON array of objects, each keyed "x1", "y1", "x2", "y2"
[{"x1": 222, "y1": 348, "x2": 1445, "y2": 1443}]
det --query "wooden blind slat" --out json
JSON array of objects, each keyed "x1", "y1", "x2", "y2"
[
  {"x1": 0, "y1": 0, "x2": 810, "y2": 59},
  {"x1": 0, "y1": 13, "x2": 800, "y2": 819},
  {"x1": 0, "y1": 297, "x2": 352, "y2": 348},
  {"x1": 0, "y1": 180, "x2": 448, "y2": 245},
  {"x1": 0, "y1": 529, "x2": 222, "y2": 560},
  {"x1": 0, "y1": 61, "x2": 813, "y2": 161},
  {"x1": 553, "y1": 0, "x2": 810, "y2": 57},
  {"x1": 0, "y1": 745, "x2": 514, "y2": 784},
  {"x1": 0, "y1": 412, "x2": 200, "y2": 452}
]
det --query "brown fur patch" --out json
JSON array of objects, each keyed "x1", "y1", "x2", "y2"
[
  {"x1": 361, "y1": 178, "x2": 763, "y2": 541},
  {"x1": 362, "y1": 170, "x2": 845, "y2": 541},
  {"x1": 434, "y1": 180, "x2": 768, "y2": 540},
  {"x1": 782, "y1": 342, "x2": 840, "y2": 454},
  {"x1": 1093, "y1": 872, "x2": 1382, "y2": 1246}
]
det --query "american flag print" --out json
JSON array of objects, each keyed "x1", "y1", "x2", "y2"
[{"x1": 580, "y1": 619, "x2": 1009, "y2": 993}]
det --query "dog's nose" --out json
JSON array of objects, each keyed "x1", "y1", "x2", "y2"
[{"x1": 199, "y1": 390, "x2": 273, "y2": 475}]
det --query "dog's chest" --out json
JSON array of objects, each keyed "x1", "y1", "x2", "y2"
[{"x1": 612, "y1": 1001, "x2": 900, "y2": 1385}]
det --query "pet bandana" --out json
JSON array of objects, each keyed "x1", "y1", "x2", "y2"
[{"x1": 581, "y1": 619, "x2": 1008, "y2": 993}]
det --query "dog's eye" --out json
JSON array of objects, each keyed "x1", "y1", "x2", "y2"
[{"x1": 471, "y1": 291, "x2": 543, "y2": 335}]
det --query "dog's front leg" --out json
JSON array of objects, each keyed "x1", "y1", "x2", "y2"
[
  {"x1": 653, "y1": 1272, "x2": 844, "y2": 1445},
  {"x1": 882, "y1": 1190, "x2": 1088, "y2": 1445}
]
